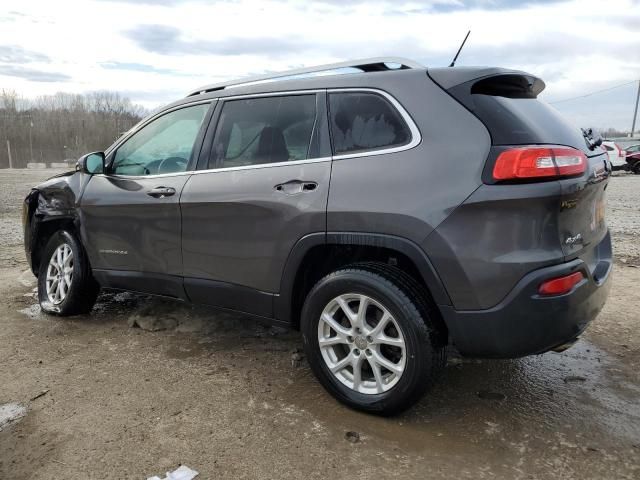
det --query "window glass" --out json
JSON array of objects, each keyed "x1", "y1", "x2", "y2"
[
  {"x1": 329, "y1": 92, "x2": 411, "y2": 155},
  {"x1": 112, "y1": 103, "x2": 209, "y2": 175},
  {"x1": 211, "y1": 95, "x2": 316, "y2": 168}
]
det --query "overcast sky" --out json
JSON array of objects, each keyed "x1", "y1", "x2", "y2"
[{"x1": 0, "y1": 0, "x2": 639, "y2": 130}]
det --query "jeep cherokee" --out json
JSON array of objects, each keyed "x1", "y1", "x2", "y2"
[{"x1": 23, "y1": 57, "x2": 612, "y2": 415}]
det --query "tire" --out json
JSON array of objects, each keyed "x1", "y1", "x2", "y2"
[
  {"x1": 38, "y1": 230, "x2": 100, "y2": 316},
  {"x1": 301, "y1": 263, "x2": 447, "y2": 415},
  {"x1": 633, "y1": 162, "x2": 640, "y2": 175}
]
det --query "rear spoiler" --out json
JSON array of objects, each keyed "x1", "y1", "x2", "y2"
[
  {"x1": 427, "y1": 67, "x2": 596, "y2": 155},
  {"x1": 428, "y1": 67, "x2": 545, "y2": 98}
]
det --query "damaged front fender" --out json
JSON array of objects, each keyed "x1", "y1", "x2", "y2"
[{"x1": 23, "y1": 171, "x2": 86, "y2": 276}]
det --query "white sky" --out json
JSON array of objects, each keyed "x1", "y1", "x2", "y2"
[{"x1": 0, "y1": 0, "x2": 639, "y2": 130}]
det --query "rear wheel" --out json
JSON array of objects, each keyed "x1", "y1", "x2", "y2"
[
  {"x1": 38, "y1": 230, "x2": 100, "y2": 316},
  {"x1": 301, "y1": 264, "x2": 447, "y2": 415},
  {"x1": 632, "y1": 162, "x2": 640, "y2": 175}
]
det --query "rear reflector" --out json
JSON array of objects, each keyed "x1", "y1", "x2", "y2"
[
  {"x1": 538, "y1": 272, "x2": 584, "y2": 296},
  {"x1": 493, "y1": 147, "x2": 587, "y2": 181}
]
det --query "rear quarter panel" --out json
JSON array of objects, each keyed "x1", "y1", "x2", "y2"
[{"x1": 327, "y1": 71, "x2": 491, "y2": 248}]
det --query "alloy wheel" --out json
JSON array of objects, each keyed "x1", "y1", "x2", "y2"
[
  {"x1": 317, "y1": 293, "x2": 406, "y2": 394},
  {"x1": 46, "y1": 243, "x2": 74, "y2": 305}
]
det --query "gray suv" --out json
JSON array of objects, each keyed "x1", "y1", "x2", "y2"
[{"x1": 23, "y1": 58, "x2": 612, "y2": 415}]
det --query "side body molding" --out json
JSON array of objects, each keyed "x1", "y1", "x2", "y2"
[{"x1": 274, "y1": 232, "x2": 452, "y2": 324}]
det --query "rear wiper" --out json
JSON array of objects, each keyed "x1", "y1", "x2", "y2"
[{"x1": 581, "y1": 127, "x2": 603, "y2": 150}]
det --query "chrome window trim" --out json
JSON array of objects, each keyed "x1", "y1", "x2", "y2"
[
  {"x1": 94, "y1": 156, "x2": 332, "y2": 180},
  {"x1": 191, "y1": 156, "x2": 332, "y2": 175},
  {"x1": 97, "y1": 87, "x2": 420, "y2": 180},
  {"x1": 328, "y1": 88, "x2": 421, "y2": 160}
]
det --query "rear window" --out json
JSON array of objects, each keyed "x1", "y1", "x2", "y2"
[
  {"x1": 446, "y1": 75, "x2": 593, "y2": 154},
  {"x1": 470, "y1": 95, "x2": 589, "y2": 149},
  {"x1": 328, "y1": 92, "x2": 411, "y2": 155}
]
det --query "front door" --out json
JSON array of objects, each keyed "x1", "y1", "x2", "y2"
[
  {"x1": 80, "y1": 102, "x2": 212, "y2": 297},
  {"x1": 180, "y1": 93, "x2": 331, "y2": 316}
]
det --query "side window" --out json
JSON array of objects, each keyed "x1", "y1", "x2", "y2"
[
  {"x1": 210, "y1": 95, "x2": 316, "y2": 169},
  {"x1": 329, "y1": 92, "x2": 411, "y2": 155},
  {"x1": 112, "y1": 103, "x2": 209, "y2": 175}
]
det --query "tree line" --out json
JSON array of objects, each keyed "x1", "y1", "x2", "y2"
[{"x1": 0, "y1": 89, "x2": 147, "y2": 168}]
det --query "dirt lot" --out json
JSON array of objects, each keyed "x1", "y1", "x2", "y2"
[{"x1": 1, "y1": 169, "x2": 639, "y2": 479}]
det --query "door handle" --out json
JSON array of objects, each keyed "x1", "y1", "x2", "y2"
[
  {"x1": 147, "y1": 186, "x2": 176, "y2": 198},
  {"x1": 274, "y1": 180, "x2": 318, "y2": 195}
]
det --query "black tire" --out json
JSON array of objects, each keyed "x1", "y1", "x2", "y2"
[
  {"x1": 38, "y1": 230, "x2": 100, "y2": 316},
  {"x1": 301, "y1": 263, "x2": 447, "y2": 416},
  {"x1": 632, "y1": 162, "x2": 640, "y2": 175}
]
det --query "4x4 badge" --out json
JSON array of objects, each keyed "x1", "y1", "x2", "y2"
[{"x1": 564, "y1": 233, "x2": 582, "y2": 245}]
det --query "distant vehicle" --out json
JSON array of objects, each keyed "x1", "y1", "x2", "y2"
[
  {"x1": 625, "y1": 144, "x2": 640, "y2": 155},
  {"x1": 626, "y1": 146, "x2": 640, "y2": 174},
  {"x1": 22, "y1": 57, "x2": 612, "y2": 415},
  {"x1": 602, "y1": 141, "x2": 626, "y2": 170}
]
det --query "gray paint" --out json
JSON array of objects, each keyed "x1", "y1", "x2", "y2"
[
  {"x1": 424, "y1": 181, "x2": 565, "y2": 310},
  {"x1": 23, "y1": 62, "x2": 611, "y2": 359},
  {"x1": 181, "y1": 160, "x2": 331, "y2": 293},
  {"x1": 427, "y1": 66, "x2": 532, "y2": 89},
  {"x1": 80, "y1": 174, "x2": 189, "y2": 275},
  {"x1": 328, "y1": 71, "x2": 491, "y2": 247}
]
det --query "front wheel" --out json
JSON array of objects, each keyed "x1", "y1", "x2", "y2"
[
  {"x1": 38, "y1": 230, "x2": 100, "y2": 316},
  {"x1": 301, "y1": 264, "x2": 447, "y2": 415}
]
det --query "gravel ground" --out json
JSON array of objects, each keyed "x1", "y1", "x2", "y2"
[
  {"x1": 607, "y1": 173, "x2": 640, "y2": 263},
  {"x1": 0, "y1": 168, "x2": 639, "y2": 480}
]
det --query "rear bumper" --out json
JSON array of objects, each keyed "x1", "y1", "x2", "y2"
[{"x1": 441, "y1": 231, "x2": 612, "y2": 358}]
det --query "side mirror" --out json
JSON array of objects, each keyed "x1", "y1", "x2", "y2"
[{"x1": 76, "y1": 152, "x2": 105, "y2": 174}]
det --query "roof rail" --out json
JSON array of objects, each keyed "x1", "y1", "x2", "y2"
[{"x1": 186, "y1": 57, "x2": 424, "y2": 97}]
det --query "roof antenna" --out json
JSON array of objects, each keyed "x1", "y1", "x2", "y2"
[{"x1": 449, "y1": 30, "x2": 471, "y2": 67}]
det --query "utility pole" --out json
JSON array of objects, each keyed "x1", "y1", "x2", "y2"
[
  {"x1": 29, "y1": 121, "x2": 34, "y2": 162},
  {"x1": 6, "y1": 140, "x2": 13, "y2": 169},
  {"x1": 632, "y1": 79, "x2": 640, "y2": 139}
]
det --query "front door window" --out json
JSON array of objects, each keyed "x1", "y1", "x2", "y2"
[{"x1": 112, "y1": 103, "x2": 209, "y2": 175}]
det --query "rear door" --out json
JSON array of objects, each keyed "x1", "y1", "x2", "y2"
[
  {"x1": 80, "y1": 101, "x2": 212, "y2": 296},
  {"x1": 180, "y1": 92, "x2": 331, "y2": 317}
]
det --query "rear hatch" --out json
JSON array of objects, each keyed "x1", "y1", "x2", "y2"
[{"x1": 428, "y1": 68, "x2": 610, "y2": 262}]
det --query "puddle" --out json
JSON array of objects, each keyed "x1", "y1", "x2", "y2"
[
  {"x1": 15, "y1": 280, "x2": 639, "y2": 456},
  {"x1": 279, "y1": 339, "x2": 640, "y2": 453}
]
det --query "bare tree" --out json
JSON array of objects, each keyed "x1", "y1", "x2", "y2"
[{"x1": 0, "y1": 90, "x2": 147, "y2": 168}]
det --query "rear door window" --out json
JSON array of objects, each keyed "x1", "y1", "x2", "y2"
[
  {"x1": 210, "y1": 95, "x2": 316, "y2": 169},
  {"x1": 328, "y1": 92, "x2": 411, "y2": 155}
]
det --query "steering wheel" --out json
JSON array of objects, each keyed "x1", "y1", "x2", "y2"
[{"x1": 157, "y1": 156, "x2": 187, "y2": 174}]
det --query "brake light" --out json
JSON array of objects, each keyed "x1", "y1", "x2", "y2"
[
  {"x1": 493, "y1": 147, "x2": 587, "y2": 181},
  {"x1": 538, "y1": 272, "x2": 584, "y2": 296}
]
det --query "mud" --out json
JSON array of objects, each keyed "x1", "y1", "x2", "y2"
[{"x1": 0, "y1": 168, "x2": 639, "y2": 479}]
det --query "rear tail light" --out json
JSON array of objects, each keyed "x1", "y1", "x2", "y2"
[
  {"x1": 538, "y1": 271, "x2": 584, "y2": 296},
  {"x1": 493, "y1": 147, "x2": 587, "y2": 181}
]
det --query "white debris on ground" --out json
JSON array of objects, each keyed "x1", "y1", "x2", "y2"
[
  {"x1": 18, "y1": 304, "x2": 42, "y2": 319},
  {"x1": 146, "y1": 465, "x2": 199, "y2": 480},
  {"x1": 0, "y1": 403, "x2": 27, "y2": 431}
]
